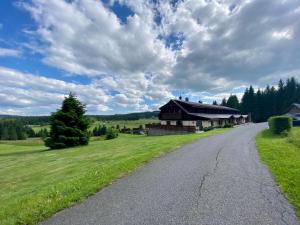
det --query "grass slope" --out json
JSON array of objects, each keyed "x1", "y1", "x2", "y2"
[
  {"x1": 256, "y1": 127, "x2": 300, "y2": 217},
  {"x1": 0, "y1": 128, "x2": 229, "y2": 225}
]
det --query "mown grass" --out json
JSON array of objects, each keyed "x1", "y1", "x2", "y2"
[
  {"x1": 0, "y1": 128, "x2": 229, "y2": 225},
  {"x1": 256, "y1": 127, "x2": 300, "y2": 217}
]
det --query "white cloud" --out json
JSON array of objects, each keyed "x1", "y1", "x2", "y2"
[
  {"x1": 5, "y1": 0, "x2": 299, "y2": 115},
  {"x1": 272, "y1": 28, "x2": 294, "y2": 40},
  {"x1": 0, "y1": 48, "x2": 21, "y2": 57},
  {"x1": 21, "y1": 0, "x2": 174, "y2": 77},
  {"x1": 0, "y1": 67, "x2": 110, "y2": 115}
]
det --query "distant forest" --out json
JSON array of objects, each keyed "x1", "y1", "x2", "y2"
[
  {"x1": 0, "y1": 111, "x2": 160, "y2": 125},
  {"x1": 219, "y1": 77, "x2": 300, "y2": 122}
]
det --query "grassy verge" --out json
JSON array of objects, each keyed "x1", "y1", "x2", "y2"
[
  {"x1": 0, "y1": 128, "x2": 229, "y2": 225},
  {"x1": 256, "y1": 127, "x2": 300, "y2": 217}
]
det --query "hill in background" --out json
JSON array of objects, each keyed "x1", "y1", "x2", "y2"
[{"x1": 0, "y1": 111, "x2": 159, "y2": 125}]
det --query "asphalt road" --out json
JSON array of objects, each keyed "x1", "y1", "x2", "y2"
[{"x1": 42, "y1": 123, "x2": 299, "y2": 225}]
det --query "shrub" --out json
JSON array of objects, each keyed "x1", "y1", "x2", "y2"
[
  {"x1": 223, "y1": 124, "x2": 233, "y2": 128},
  {"x1": 105, "y1": 128, "x2": 119, "y2": 140},
  {"x1": 203, "y1": 127, "x2": 213, "y2": 132},
  {"x1": 268, "y1": 116, "x2": 292, "y2": 135}
]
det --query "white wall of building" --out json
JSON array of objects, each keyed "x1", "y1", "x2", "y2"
[
  {"x1": 201, "y1": 121, "x2": 211, "y2": 128},
  {"x1": 170, "y1": 121, "x2": 177, "y2": 126},
  {"x1": 161, "y1": 121, "x2": 167, "y2": 125},
  {"x1": 182, "y1": 121, "x2": 196, "y2": 126}
]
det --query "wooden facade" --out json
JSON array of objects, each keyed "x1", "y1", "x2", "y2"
[{"x1": 146, "y1": 99, "x2": 249, "y2": 135}]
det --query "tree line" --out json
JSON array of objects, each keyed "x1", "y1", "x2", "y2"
[
  {"x1": 220, "y1": 77, "x2": 300, "y2": 122},
  {"x1": 0, "y1": 112, "x2": 159, "y2": 126},
  {"x1": 0, "y1": 119, "x2": 50, "y2": 140}
]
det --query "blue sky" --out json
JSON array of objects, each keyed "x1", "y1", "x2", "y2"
[{"x1": 0, "y1": 0, "x2": 299, "y2": 115}]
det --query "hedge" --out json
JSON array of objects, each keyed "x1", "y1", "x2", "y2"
[{"x1": 268, "y1": 116, "x2": 292, "y2": 134}]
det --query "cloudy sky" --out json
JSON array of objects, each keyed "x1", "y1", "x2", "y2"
[{"x1": 0, "y1": 0, "x2": 299, "y2": 115}]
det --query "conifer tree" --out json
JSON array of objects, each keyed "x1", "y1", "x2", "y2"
[{"x1": 45, "y1": 93, "x2": 90, "y2": 149}]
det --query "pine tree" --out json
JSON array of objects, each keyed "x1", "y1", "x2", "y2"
[
  {"x1": 221, "y1": 98, "x2": 227, "y2": 106},
  {"x1": 45, "y1": 93, "x2": 90, "y2": 149},
  {"x1": 212, "y1": 100, "x2": 218, "y2": 105},
  {"x1": 240, "y1": 77, "x2": 300, "y2": 122},
  {"x1": 226, "y1": 95, "x2": 240, "y2": 109}
]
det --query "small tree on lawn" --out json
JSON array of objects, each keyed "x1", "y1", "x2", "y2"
[{"x1": 45, "y1": 93, "x2": 90, "y2": 149}]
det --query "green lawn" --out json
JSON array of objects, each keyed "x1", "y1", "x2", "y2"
[
  {"x1": 0, "y1": 128, "x2": 229, "y2": 225},
  {"x1": 256, "y1": 127, "x2": 300, "y2": 217}
]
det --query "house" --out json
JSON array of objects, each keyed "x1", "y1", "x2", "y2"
[
  {"x1": 146, "y1": 99, "x2": 249, "y2": 135},
  {"x1": 286, "y1": 103, "x2": 300, "y2": 126}
]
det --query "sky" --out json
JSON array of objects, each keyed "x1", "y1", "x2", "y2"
[{"x1": 0, "y1": 0, "x2": 299, "y2": 115}]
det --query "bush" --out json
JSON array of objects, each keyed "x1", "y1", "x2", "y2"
[
  {"x1": 223, "y1": 124, "x2": 233, "y2": 128},
  {"x1": 105, "y1": 128, "x2": 119, "y2": 140},
  {"x1": 203, "y1": 127, "x2": 213, "y2": 132},
  {"x1": 268, "y1": 116, "x2": 292, "y2": 135}
]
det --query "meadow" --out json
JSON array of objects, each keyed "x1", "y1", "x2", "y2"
[
  {"x1": 0, "y1": 128, "x2": 229, "y2": 225},
  {"x1": 256, "y1": 127, "x2": 300, "y2": 217},
  {"x1": 30, "y1": 118, "x2": 159, "y2": 132}
]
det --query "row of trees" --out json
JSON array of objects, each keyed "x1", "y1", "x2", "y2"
[
  {"x1": 0, "y1": 119, "x2": 27, "y2": 140},
  {"x1": 0, "y1": 119, "x2": 51, "y2": 140},
  {"x1": 26, "y1": 127, "x2": 49, "y2": 138},
  {"x1": 219, "y1": 77, "x2": 300, "y2": 122}
]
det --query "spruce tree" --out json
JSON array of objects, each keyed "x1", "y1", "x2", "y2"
[
  {"x1": 45, "y1": 93, "x2": 90, "y2": 149},
  {"x1": 226, "y1": 95, "x2": 240, "y2": 109}
]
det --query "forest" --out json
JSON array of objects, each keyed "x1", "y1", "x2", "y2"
[{"x1": 220, "y1": 77, "x2": 300, "y2": 122}]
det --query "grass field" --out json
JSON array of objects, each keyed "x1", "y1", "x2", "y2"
[
  {"x1": 256, "y1": 127, "x2": 300, "y2": 217},
  {"x1": 0, "y1": 128, "x2": 229, "y2": 225},
  {"x1": 30, "y1": 118, "x2": 159, "y2": 132}
]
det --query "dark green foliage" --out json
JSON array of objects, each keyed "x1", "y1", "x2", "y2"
[
  {"x1": 0, "y1": 111, "x2": 159, "y2": 126},
  {"x1": 236, "y1": 77, "x2": 300, "y2": 123},
  {"x1": 268, "y1": 116, "x2": 292, "y2": 135},
  {"x1": 221, "y1": 98, "x2": 227, "y2": 106},
  {"x1": 90, "y1": 111, "x2": 159, "y2": 121},
  {"x1": 212, "y1": 100, "x2": 218, "y2": 105},
  {"x1": 203, "y1": 127, "x2": 213, "y2": 132},
  {"x1": 0, "y1": 115, "x2": 50, "y2": 125},
  {"x1": 36, "y1": 128, "x2": 49, "y2": 138},
  {"x1": 45, "y1": 93, "x2": 90, "y2": 149},
  {"x1": 105, "y1": 128, "x2": 119, "y2": 140},
  {"x1": 226, "y1": 95, "x2": 240, "y2": 110},
  {"x1": 0, "y1": 119, "x2": 27, "y2": 140},
  {"x1": 223, "y1": 124, "x2": 233, "y2": 128},
  {"x1": 92, "y1": 125, "x2": 107, "y2": 136},
  {"x1": 25, "y1": 126, "x2": 36, "y2": 138}
]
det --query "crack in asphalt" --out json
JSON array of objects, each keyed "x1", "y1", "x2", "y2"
[{"x1": 196, "y1": 147, "x2": 224, "y2": 209}]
